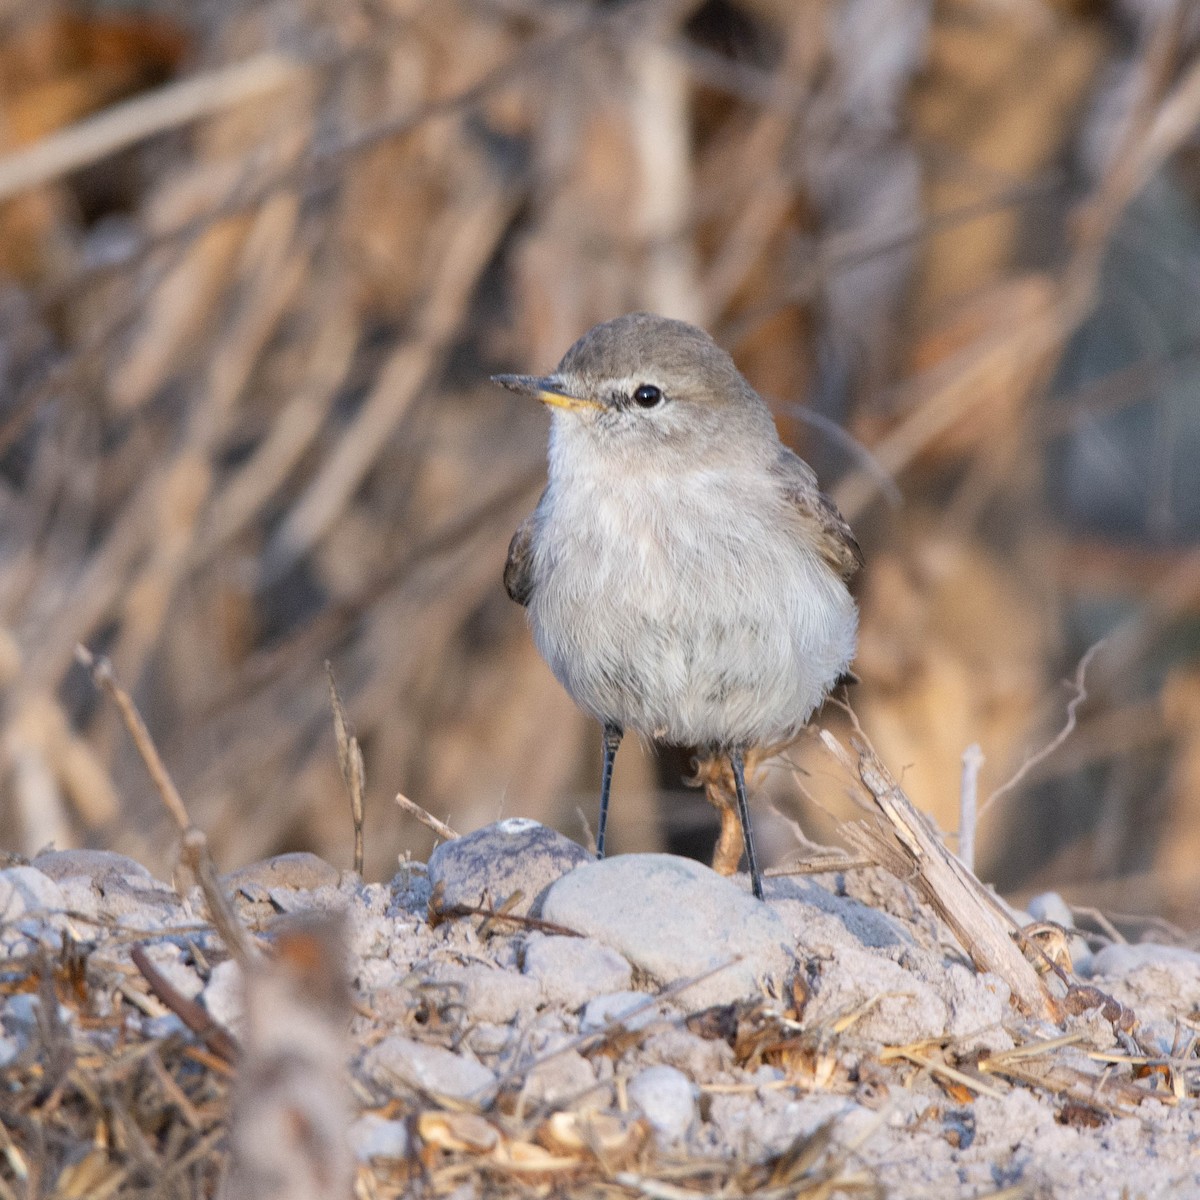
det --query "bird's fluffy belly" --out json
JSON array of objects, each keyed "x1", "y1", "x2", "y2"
[{"x1": 529, "y1": 480, "x2": 856, "y2": 748}]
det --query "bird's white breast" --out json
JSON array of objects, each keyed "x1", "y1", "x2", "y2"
[{"x1": 528, "y1": 445, "x2": 857, "y2": 748}]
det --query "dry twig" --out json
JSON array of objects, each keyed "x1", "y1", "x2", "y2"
[
  {"x1": 75, "y1": 646, "x2": 258, "y2": 964},
  {"x1": 396, "y1": 792, "x2": 459, "y2": 843},
  {"x1": 983, "y1": 640, "x2": 1107, "y2": 816},
  {"x1": 820, "y1": 728, "x2": 1060, "y2": 1020}
]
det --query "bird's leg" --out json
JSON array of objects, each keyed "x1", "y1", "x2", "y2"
[
  {"x1": 729, "y1": 750, "x2": 763, "y2": 900},
  {"x1": 693, "y1": 754, "x2": 744, "y2": 876},
  {"x1": 597, "y1": 723, "x2": 623, "y2": 858}
]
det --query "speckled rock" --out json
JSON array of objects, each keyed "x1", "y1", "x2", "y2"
[
  {"x1": 426, "y1": 819, "x2": 591, "y2": 917},
  {"x1": 28, "y1": 851, "x2": 181, "y2": 929}
]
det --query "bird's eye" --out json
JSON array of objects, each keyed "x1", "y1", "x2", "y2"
[{"x1": 633, "y1": 384, "x2": 663, "y2": 408}]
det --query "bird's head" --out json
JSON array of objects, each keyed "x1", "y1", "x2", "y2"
[{"x1": 492, "y1": 313, "x2": 775, "y2": 471}]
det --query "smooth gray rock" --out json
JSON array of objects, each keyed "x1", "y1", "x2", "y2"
[
  {"x1": 768, "y1": 875, "x2": 909, "y2": 950},
  {"x1": 54, "y1": 876, "x2": 102, "y2": 919},
  {"x1": 364, "y1": 1036, "x2": 495, "y2": 1102},
  {"x1": 1026, "y1": 891, "x2": 1075, "y2": 928},
  {"x1": 426, "y1": 819, "x2": 591, "y2": 917},
  {"x1": 226, "y1": 852, "x2": 341, "y2": 894},
  {"x1": 523, "y1": 934, "x2": 632, "y2": 1010},
  {"x1": 32, "y1": 849, "x2": 155, "y2": 885},
  {"x1": 541, "y1": 855, "x2": 793, "y2": 1008},
  {"x1": 1090, "y1": 942, "x2": 1200, "y2": 977},
  {"x1": 30, "y1": 851, "x2": 180, "y2": 928},
  {"x1": 0, "y1": 867, "x2": 66, "y2": 917},
  {"x1": 627, "y1": 1065, "x2": 697, "y2": 1142},
  {"x1": 103, "y1": 878, "x2": 182, "y2": 924}
]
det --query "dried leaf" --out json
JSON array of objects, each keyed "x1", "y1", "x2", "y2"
[{"x1": 418, "y1": 1111, "x2": 500, "y2": 1155}]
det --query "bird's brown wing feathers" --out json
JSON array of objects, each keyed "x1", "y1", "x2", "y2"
[
  {"x1": 772, "y1": 448, "x2": 863, "y2": 583},
  {"x1": 504, "y1": 510, "x2": 538, "y2": 606}
]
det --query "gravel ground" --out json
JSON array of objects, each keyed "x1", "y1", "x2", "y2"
[{"x1": 2, "y1": 824, "x2": 1198, "y2": 1198}]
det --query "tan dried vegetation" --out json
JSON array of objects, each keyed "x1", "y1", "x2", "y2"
[{"x1": 1, "y1": 0, "x2": 1199, "y2": 1141}]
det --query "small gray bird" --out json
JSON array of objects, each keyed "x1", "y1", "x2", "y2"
[{"x1": 494, "y1": 313, "x2": 861, "y2": 899}]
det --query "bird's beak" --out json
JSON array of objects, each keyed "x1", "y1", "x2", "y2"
[{"x1": 491, "y1": 373, "x2": 603, "y2": 413}]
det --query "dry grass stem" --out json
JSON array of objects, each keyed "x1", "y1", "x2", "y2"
[
  {"x1": 395, "y1": 792, "x2": 459, "y2": 843},
  {"x1": 0, "y1": 51, "x2": 306, "y2": 201},
  {"x1": 878, "y1": 1045, "x2": 1007, "y2": 1101},
  {"x1": 75, "y1": 645, "x2": 190, "y2": 833},
  {"x1": 959, "y1": 742, "x2": 985, "y2": 873},
  {"x1": 327, "y1": 662, "x2": 366, "y2": 875},
  {"x1": 767, "y1": 854, "x2": 878, "y2": 878},
  {"x1": 3, "y1": 4, "x2": 1199, "y2": 1190},
  {"x1": 129, "y1": 945, "x2": 238, "y2": 1064},
  {"x1": 76, "y1": 644, "x2": 257, "y2": 963},
  {"x1": 222, "y1": 914, "x2": 354, "y2": 1200}
]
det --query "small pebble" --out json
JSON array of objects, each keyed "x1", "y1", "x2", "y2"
[
  {"x1": 143, "y1": 1014, "x2": 188, "y2": 1040},
  {"x1": 466, "y1": 1023, "x2": 511, "y2": 1057},
  {"x1": 364, "y1": 1036, "x2": 496, "y2": 1102},
  {"x1": 349, "y1": 1114, "x2": 410, "y2": 1162},
  {"x1": 143, "y1": 943, "x2": 203, "y2": 1000},
  {"x1": 580, "y1": 991, "x2": 662, "y2": 1034},
  {"x1": 202, "y1": 960, "x2": 244, "y2": 1032},
  {"x1": 523, "y1": 934, "x2": 633, "y2": 1010},
  {"x1": 519, "y1": 1050, "x2": 599, "y2": 1110},
  {"x1": 627, "y1": 1065, "x2": 697, "y2": 1142},
  {"x1": 455, "y1": 965, "x2": 542, "y2": 1025}
]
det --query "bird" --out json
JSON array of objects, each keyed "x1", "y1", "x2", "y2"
[{"x1": 493, "y1": 313, "x2": 861, "y2": 900}]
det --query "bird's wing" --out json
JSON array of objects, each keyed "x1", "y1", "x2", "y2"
[
  {"x1": 504, "y1": 506, "x2": 540, "y2": 606},
  {"x1": 772, "y1": 448, "x2": 863, "y2": 583}
]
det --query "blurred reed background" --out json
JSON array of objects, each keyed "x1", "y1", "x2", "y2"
[{"x1": 1, "y1": 0, "x2": 1199, "y2": 925}]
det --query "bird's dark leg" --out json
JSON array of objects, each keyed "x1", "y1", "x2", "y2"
[
  {"x1": 597, "y1": 724, "x2": 623, "y2": 858},
  {"x1": 729, "y1": 750, "x2": 763, "y2": 900}
]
